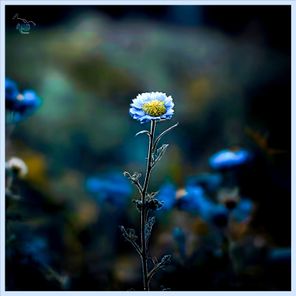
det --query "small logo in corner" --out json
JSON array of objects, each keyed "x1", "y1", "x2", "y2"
[{"x1": 13, "y1": 13, "x2": 36, "y2": 34}]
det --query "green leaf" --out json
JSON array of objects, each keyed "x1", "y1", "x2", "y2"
[
  {"x1": 153, "y1": 122, "x2": 178, "y2": 151},
  {"x1": 135, "y1": 130, "x2": 150, "y2": 137},
  {"x1": 152, "y1": 144, "x2": 169, "y2": 166}
]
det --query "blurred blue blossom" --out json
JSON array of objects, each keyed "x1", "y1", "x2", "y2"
[
  {"x1": 5, "y1": 78, "x2": 19, "y2": 106},
  {"x1": 232, "y1": 198, "x2": 254, "y2": 222},
  {"x1": 23, "y1": 237, "x2": 49, "y2": 265},
  {"x1": 209, "y1": 148, "x2": 251, "y2": 170},
  {"x1": 156, "y1": 182, "x2": 177, "y2": 211},
  {"x1": 86, "y1": 173, "x2": 132, "y2": 207},
  {"x1": 186, "y1": 173, "x2": 222, "y2": 192},
  {"x1": 178, "y1": 185, "x2": 229, "y2": 225},
  {"x1": 129, "y1": 92, "x2": 174, "y2": 123},
  {"x1": 5, "y1": 78, "x2": 42, "y2": 123},
  {"x1": 177, "y1": 186, "x2": 210, "y2": 217}
]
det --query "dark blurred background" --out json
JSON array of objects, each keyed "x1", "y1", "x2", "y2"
[{"x1": 5, "y1": 5, "x2": 291, "y2": 291}]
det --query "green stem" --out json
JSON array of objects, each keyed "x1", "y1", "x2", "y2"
[{"x1": 140, "y1": 120, "x2": 156, "y2": 291}]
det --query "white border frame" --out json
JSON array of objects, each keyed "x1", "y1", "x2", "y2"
[{"x1": 0, "y1": 1, "x2": 294, "y2": 295}]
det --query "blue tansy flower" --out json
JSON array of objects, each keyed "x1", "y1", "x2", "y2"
[
  {"x1": 209, "y1": 148, "x2": 251, "y2": 170},
  {"x1": 86, "y1": 173, "x2": 132, "y2": 207},
  {"x1": 129, "y1": 92, "x2": 174, "y2": 123}
]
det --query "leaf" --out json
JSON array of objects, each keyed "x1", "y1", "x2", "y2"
[
  {"x1": 120, "y1": 226, "x2": 136, "y2": 241},
  {"x1": 123, "y1": 171, "x2": 143, "y2": 192},
  {"x1": 145, "y1": 216, "x2": 155, "y2": 246},
  {"x1": 153, "y1": 122, "x2": 178, "y2": 151},
  {"x1": 159, "y1": 254, "x2": 171, "y2": 266},
  {"x1": 146, "y1": 191, "x2": 159, "y2": 199},
  {"x1": 123, "y1": 171, "x2": 142, "y2": 182},
  {"x1": 148, "y1": 254, "x2": 172, "y2": 281},
  {"x1": 152, "y1": 144, "x2": 169, "y2": 167},
  {"x1": 119, "y1": 225, "x2": 141, "y2": 255},
  {"x1": 135, "y1": 130, "x2": 150, "y2": 137}
]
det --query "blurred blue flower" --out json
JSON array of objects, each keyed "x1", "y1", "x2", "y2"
[
  {"x1": 23, "y1": 237, "x2": 49, "y2": 265},
  {"x1": 86, "y1": 173, "x2": 132, "y2": 207},
  {"x1": 5, "y1": 78, "x2": 42, "y2": 123},
  {"x1": 5, "y1": 78, "x2": 19, "y2": 106},
  {"x1": 232, "y1": 198, "x2": 253, "y2": 222},
  {"x1": 129, "y1": 92, "x2": 174, "y2": 123},
  {"x1": 156, "y1": 182, "x2": 177, "y2": 211},
  {"x1": 177, "y1": 186, "x2": 211, "y2": 218},
  {"x1": 186, "y1": 173, "x2": 222, "y2": 192},
  {"x1": 209, "y1": 148, "x2": 251, "y2": 170},
  {"x1": 178, "y1": 185, "x2": 229, "y2": 225}
]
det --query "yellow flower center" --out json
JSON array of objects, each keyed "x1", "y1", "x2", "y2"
[{"x1": 142, "y1": 100, "x2": 166, "y2": 117}]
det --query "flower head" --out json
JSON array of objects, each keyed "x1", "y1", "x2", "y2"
[
  {"x1": 129, "y1": 92, "x2": 174, "y2": 123},
  {"x1": 209, "y1": 148, "x2": 251, "y2": 170}
]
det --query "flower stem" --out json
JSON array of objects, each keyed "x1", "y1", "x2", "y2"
[{"x1": 140, "y1": 120, "x2": 156, "y2": 291}]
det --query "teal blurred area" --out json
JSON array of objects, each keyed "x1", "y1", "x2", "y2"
[{"x1": 5, "y1": 6, "x2": 291, "y2": 291}]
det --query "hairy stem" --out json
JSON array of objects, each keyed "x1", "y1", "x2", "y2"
[{"x1": 140, "y1": 120, "x2": 156, "y2": 291}]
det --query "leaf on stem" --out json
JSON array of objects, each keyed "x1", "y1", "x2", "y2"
[
  {"x1": 152, "y1": 144, "x2": 169, "y2": 167},
  {"x1": 148, "y1": 254, "x2": 172, "y2": 281},
  {"x1": 123, "y1": 171, "x2": 143, "y2": 192},
  {"x1": 120, "y1": 225, "x2": 138, "y2": 241},
  {"x1": 135, "y1": 130, "x2": 150, "y2": 137},
  {"x1": 145, "y1": 216, "x2": 155, "y2": 247},
  {"x1": 153, "y1": 122, "x2": 179, "y2": 151},
  {"x1": 119, "y1": 225, "x2": 141, "y2": 255}
]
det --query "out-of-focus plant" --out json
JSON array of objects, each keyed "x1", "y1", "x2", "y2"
[
  {"x1": 5, "y1": 78, "x2": 41, "y2": 124},
  {"x1": 86, "y1": 173, "x2": 132, "y2": 207},
  {"x1": 209, "y1": 148, "x2": 251, "y2": 170},
  {"x1": 5, "y1": 78, "x2": 41, "y2": 198},
  {"x1": 121, "y1": 92, "x2": 178, "y2": 291},
  {"x1": 5, "y1": 78, "x2": 69, "y2": 289}
]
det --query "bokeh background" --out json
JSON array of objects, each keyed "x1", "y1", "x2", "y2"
[{"x1": 5, "y1": 5, "x2": 291, "y2": 291}]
